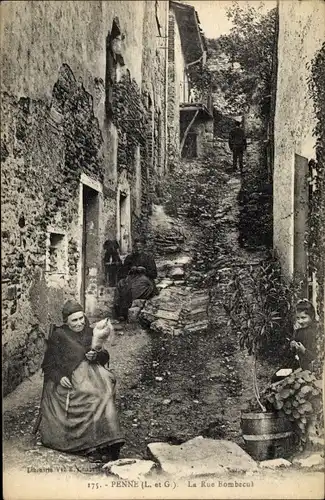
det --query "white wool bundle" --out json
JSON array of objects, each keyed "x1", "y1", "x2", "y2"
[{"x1": 91, "y1": 318, "x2": 113, "y2": 351}]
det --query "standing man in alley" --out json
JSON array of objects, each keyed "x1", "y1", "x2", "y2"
[{"x1": 228, "y1": 120, "x2": 247, "y2": 175}]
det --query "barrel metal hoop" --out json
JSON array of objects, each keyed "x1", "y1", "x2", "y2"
[
  {"x1": 241, "y1": 413, "x2": 281, "y2": 420},
  {"x1": 243, "y1": 431, "x2": 293, "y2": 441}
]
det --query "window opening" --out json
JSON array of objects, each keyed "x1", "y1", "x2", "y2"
[
  {"x1": 105, "y1": 18, "x2": 125, "y2": 116},
  {"x1": 47, "y1": 232, "x2": 67, "y2": 273}
]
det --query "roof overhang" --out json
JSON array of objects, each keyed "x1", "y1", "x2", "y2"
[
  {"x1": 170, "y1": 1, "x2": 205, "y2": 64},
  {"x1": 180, "y1": 102, "x2": 213, "y2": 119}
]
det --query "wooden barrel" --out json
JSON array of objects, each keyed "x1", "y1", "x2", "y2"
[{"x1": 241, "y1": 412, "x2": 295, "y2": 461}]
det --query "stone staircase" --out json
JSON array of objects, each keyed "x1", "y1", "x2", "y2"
[
  {"x1": 127, "y1": 253, "x2": 211, "y2": 336},
  {"x1": 154, "y1": 232, "x2": 187, "y2": 255}
]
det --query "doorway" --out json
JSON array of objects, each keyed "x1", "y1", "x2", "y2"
[
  {"x1": 81, "y1": 185, "x2": 100, "y2": 309},
  {"x1": 294, "y1": 154, "x2": 309, "y2": 295},
  {"x1": 119, "y1": 191, "x2": 130, "y2": 255},
  {"x1": 182, "y1": 132, "x2": 198, "y2": 158}
]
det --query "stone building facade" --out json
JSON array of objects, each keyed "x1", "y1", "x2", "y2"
[
  {"x1": 1, "y1": 0, "x2": 169, "y2": 394},
  {"x1": 168, "y1": 1, "x2": 213, "y2": 165},
  {"x1": 273, "y1": 0, "x2": 325, "y2": 318}
]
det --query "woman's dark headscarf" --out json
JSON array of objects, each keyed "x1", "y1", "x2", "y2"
[{"x1": 62, "y1": 300, "x2": 83, "y2": 322}]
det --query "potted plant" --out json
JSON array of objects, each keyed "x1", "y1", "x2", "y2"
[
  {"x1": 224, "y1": 256, "x2": 301, "y2": 461},
  {"x1": 263, "y1": 368, "x2": 323, "y2": 452}
]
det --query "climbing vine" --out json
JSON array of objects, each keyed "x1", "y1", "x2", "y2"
[
  {"x1": 307, "y1": 42, "x2": 325, "y2": 338},
  {"x1": 188, "y1": 62, "x2": 212, "y2": 96}
]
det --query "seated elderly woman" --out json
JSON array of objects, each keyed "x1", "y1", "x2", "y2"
[
  {"x1": 120, "y1": 238, "x2": 157, "y2": 282},
  {"x1": 114, "y1": 238, "x2": 158, "y2": 320},
  {"x1": 39, "y1": 300, "x2": 124, "y2": 462},
  {"x1": 114, "y1": 266, "x2": 156, "y2": 320}
]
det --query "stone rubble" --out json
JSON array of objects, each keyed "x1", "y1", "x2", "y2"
[
  {"x1": 259, "y1": 458, "x2": 292, "y2": 469},
  {"x1": 147, "y1": 436, "x2": 258, "y2": 478},
  {"x1": 292, "y1": 453, "x2": 324, "y2": 469},
  {"x1": 169, "y1": 267, "x2": 185, "y2": 280},
  {"x1": 102, "y1": 458, "x2": 156, "y2": 479},
  {"x1": 135, "y1": 250, "x2": 212, "y2": 337}
]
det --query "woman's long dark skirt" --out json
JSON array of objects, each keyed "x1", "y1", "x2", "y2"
[{"x1": 40, "y1": 361, "x2": 124, "y2": 454}]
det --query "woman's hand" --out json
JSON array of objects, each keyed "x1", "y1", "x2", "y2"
[
  {"x1": 295, "y1": 342, "x2": 306, "y2": 354},
  {"x1": 85, "y1": 350, "x2": 98, "y2": 362},
  {"x1": 290, "y1": 340, "x2": 298, "y2": 350},
  {"x1": 290, "y1": 340, "x2": 306, "y2": 354},
  {"x1": 60, "y1": 376, "x2": 73, "y2": 389}
]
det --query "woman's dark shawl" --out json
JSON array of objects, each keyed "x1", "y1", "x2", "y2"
[
  {"x1": 122, "y1": 252, "x2": 157, "y2": 280},
  {"x1": 41, "y1": 324, "x2": 109, "y2": 384}
]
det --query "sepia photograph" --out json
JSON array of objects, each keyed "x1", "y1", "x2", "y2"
[{"x1": 1, "y1": 0, "x2": 324, "y2": 499}]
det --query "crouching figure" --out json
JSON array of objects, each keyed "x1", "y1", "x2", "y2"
[{"x1": 114, "y1": 237, "x2": 158, "y2": 320}]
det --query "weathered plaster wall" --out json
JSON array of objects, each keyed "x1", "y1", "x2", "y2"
[
  {"x1": 1, "y1": 0, "x2": 168, "y2": 395},
  {"x1": 273, "y1": 0, "x2": 325, "y2": 276},
  {"x1": 0, "y1": 1, "x2": 145, "y2": 100},
  {"x1": 167, "y1": 9, "x2": 186, "y2": 169},
  {"x1": 174, "y1": 22, "x2": 189, "y2": 104},
  {"x1": 141, "y1": 1, "x2": 168, "y2": 193}
]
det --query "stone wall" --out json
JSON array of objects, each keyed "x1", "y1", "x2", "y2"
[
  {"x1": 180, "y1": 111, "x2": 214, "y2": 159},
  {"x1": 1, "y1": 65, "x2": 106, "y2": 394},
  {"x1": 1, "y1": 0, "x2": 168, "y2": 395},
  {"x1": 273, "y1": 0, "x2": 325, "y2": 276}
]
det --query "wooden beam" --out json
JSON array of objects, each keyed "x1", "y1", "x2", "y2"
[{"x1": 180, "y1": 109, "x2": 199, "y2": 153}]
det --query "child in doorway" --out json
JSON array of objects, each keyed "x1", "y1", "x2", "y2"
[
  {"x1": 271, "y1": 300, "x2": 321, "y2": 383},
  {"x1": 290, "y1": 299, "x2": 319, "y2": 372}
]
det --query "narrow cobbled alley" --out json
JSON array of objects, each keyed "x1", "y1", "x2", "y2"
[
  {"x1": 2, "y1": 2, "x2": 325, "y2": 498},
  {"x1": 3, "y1": 152, "x2": 323, "y2": 498}
]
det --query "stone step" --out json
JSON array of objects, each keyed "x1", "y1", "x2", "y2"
[
  {"x1": 169, "y1": 267, "x2": 185, "y2": 280},
  {"x1": 150, "y1": 319, "x2": 177, "y2": 335},
  {"x1": 155, "y1": 309, "x2": 181, "y2": 321},
  {"x1": 183, "y1": 320, "x2": 209, "y2": 333},
  {"x1": 190, "y1": 296, "x2": 210, "y2": 307},
  {"x1": 156, "y1": 245, "x2": 182, "y2": 254},
  {"x1": 157, "y1": 279, "x2": 174, "y2": 289},
  {"x1": 173, "y1": 280, "x2": 186, "y2": 286},
  {"x1": 191, "y1": 291, "x2": 210, "y2": 297},
  {"x1": 189, "y1": 306, "x2": 208, "y2": 316},
  {"x1": 155, "y1": 236, "x2": 185, "y2": 243},
  {"x1": 186, "y1": 312, "x2": 207, "y2": 322}
]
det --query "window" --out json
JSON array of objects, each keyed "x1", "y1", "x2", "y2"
[
  {"x1": 46, "y1": 232, "x2": 67, "y2": 274},
  {"x1": 105, "y1": 18, "x2": 125, "y2": 116}
]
